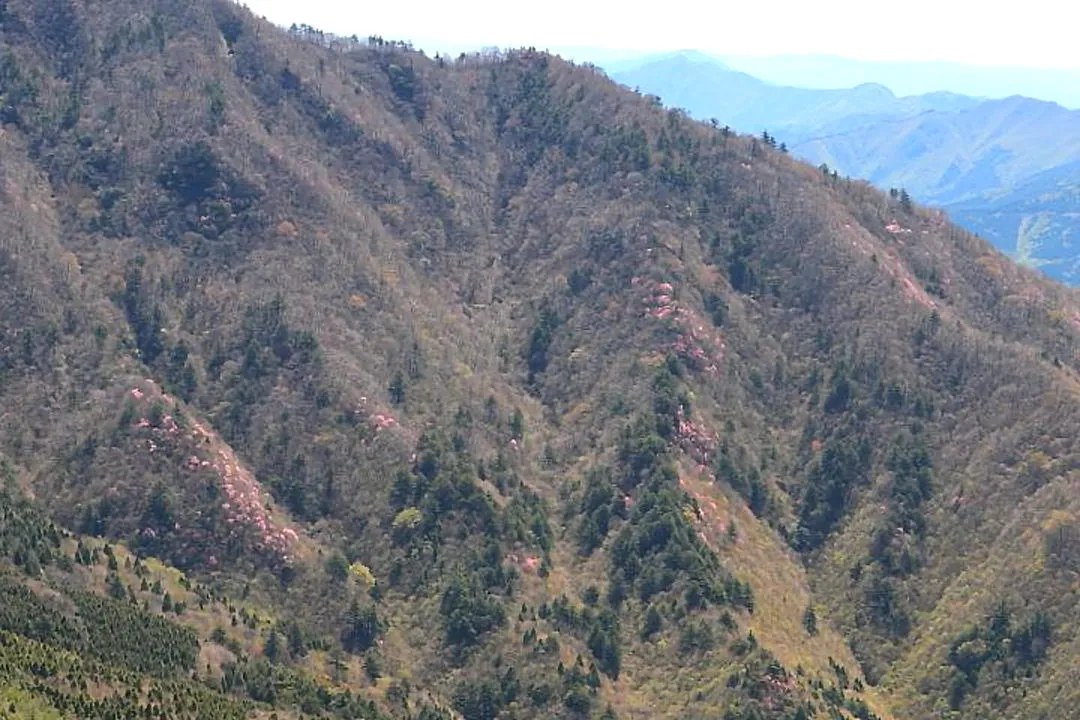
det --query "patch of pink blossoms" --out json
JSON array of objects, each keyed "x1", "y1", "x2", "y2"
[
  {"x1": 675, "y1": 406, "x2": 719, "y2": 474},
  {"x1": 355, "y1": 396, "x2": 399, "y2": 434},
  {"x1": 128, "y1": 380, "x2": 298, "y2": 564},
  {"x1": 633, "y1": 277, "x2": 724, "y2": 374}
]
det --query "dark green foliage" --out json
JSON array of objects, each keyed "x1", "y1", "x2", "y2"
[
  {"x1": 119, "y1": 263, "x2": 164, "y2": 364},
  {"x1": 899, "y1": 189, "x2": 913, "y2": 213},
  {"x1": 106, "y1": 571, "x2": 125, "y2": 599},
  {"x1": 165, "y1": 341, "x2": 197, "y2": 400},
  {"x1": 0, "y1": 629, "x2": 255, "y2": 720},
  {"x1": 341, "y1": 598, "x2": 381, "y2": 654},
  {"x1": 677, "y1": 619, "x2": 715, "y2": 655},
  {"x1": 714, "y1": 444, "x2": 769, "y2": 518},
  {"x1": 568, "y1": 268, "x2": 593, "y2": 294},
  {"x1": 452, "y1": 677, "x2": 506, "y2": 720},
  {"x1": 324, "y1": 551, "x2": 350, "y2": 582},
  {"x1": 794, "y1": 433, "x2": 872, "y2": 551},
  {"x1": 390, "y1": 429, "x2": 499, "y2": 546},
  {"x1": 205, "y1": 81, "x2": 227, "y2": 133},
  {"x1": 490, "y1": 55, "x2": 569, "y2": 166},
  {"x1": 501, "y1": 490, "x2": 553, "y2": 554},
  {"x1": 0, "y1": 579, "x2": 83, "y2": 648},
  {"x1": 640, "y1": 604, "x2": 662, "y2": 640},
  {"x1": 858, "y1": 567, "x2": 912, "y2": 639},
  {"x1": 214, "y1": 294, "x2": 323, "y2": 455},
  {"x1": 947, "y1": 604, "x2": 1052, "y2": 709},
  {"x1": 585, "y1": 610, "x2": 621, "y2": 679},
  {"x1": 386, "y1": 63, "x2": 417, "y2": 103},
  {"x1": 0, "y1": 490, "x2": 62, "y2": 571},
  {"x1": 363, "y1": 649, "x2": 381, "y2": 681},
  {"x1": 576, "y1": 467, "x2": 622, "y2": 554},
  {"x1": 0, "y1": 53, "x2": 38, "y2": 126},
  {"x1": 32, "y1": 0, "x2": 87, "y2": 79},
  {"x1": 0, "y1": 494, "x2": 204, "y2": 681},
  {"x1": 609, "y1": 458, "x2": 751, "y2": 612},
  {"x1": 704, "y1": 291, "x2": 727, "y2": 327},
  {"x1": 539, "y1": 595, "x2": 622, "y2": 678},
  {"x1": 509, "y1": 408, "x2": 525, "y2": 440},
  {"x1": 389, "y1": 371, "x2": 406, "y2": 405},
  {"x1": 728, "y1": 234, "x2": 760, "y2": 294},
  {"x1": 67, "y1": 589, "x2": 198, "y2": 674},
  {"x1": 238, "y1": 295, "x2": 320, "y2": 377},
  {"x1": 577, "y1": 368, "x2": 756, "y2": 616},
  {"x1": 158, "y1": 142, "x2": 221, "y2": 205},
  {"x1": 263, "y1": 628, "x2": 282, "y2": 662},
  {"x1": 823, "y1": 364, "x2": 854, "y2": 414},
  {"x1": 598, "y1": 123, "x2": 650, "y2": 174},
  {"x1": 217, "y1": 653, "x2": 390, "y2": 717},
  {"x1": 0, "y1": 576, "x2": 197, "y2": 676},
  {"x1": 556, "y1": 660, "x2": 597, "y2": 717},
  {"x1": 868, "y1": 432, "x2": 933, "y2": 578},
  {"x1": 1043, "y1": 517, "x2": 1080, "y2": 573},
  {"x1": 213, "y1": 5, "x2": 244, "y2": 47},
  {"x1": 526, "y1": 303, "x2": 559, "y2": 382},
  {"x1": 440, "y1": 574, "x2": 506, "y2": 648}
]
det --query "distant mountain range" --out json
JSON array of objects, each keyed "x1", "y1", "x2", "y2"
[
  {"x1": 602, "y1": 51, "x2": 1080, "y2": 109},
  {"x1": 609, "y1": 51, "x2": 1080, "y2": 283}
]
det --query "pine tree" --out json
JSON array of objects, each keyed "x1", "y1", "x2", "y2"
[
  {"x1": 264, "y1": 629, "x2": 282, "y2": 663},
  {"x1": 342, "y1": 598, "x2": 380, "y2": 653},
  {"x1": 803, "y1": 604, "x2": 818, "y2": 636},
  {"x1": 286, "y1": 620, "x2": 306, "y2": 658},
  {"x1": 388, "y1": 372, "x2": 405, "y2": 406},
  {"x1": 107, "y1": 572, "x2": 125, "y2": 600},
  {"x1": 900, "y1": 188, "x2": 913, "y2": 213}
]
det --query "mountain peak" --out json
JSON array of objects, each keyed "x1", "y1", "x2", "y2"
[
  {"x1": 851, "y1": 81, "x2": 895, "y2": 98},
  {"x1": 671, "y1": 48, "x2": 729, "y2": 68}
]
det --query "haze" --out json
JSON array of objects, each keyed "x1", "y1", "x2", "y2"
[{"x1": 243, "y1": 0, "x2": 1080, "y2": 69}]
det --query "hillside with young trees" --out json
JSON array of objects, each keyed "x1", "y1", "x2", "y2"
[{"x1": 3, "y1": 2, "x2": 1080, "y2": 719}]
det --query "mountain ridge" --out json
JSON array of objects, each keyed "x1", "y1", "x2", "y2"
[{"x1": 2, "y1": 2, "x2": 1080, "y2": 719}]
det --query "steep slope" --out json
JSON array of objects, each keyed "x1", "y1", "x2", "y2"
[
  {"x1": 3, "y1": 3, "x2": 1080, "y2": 720},
  {"x1": 610, "y1": 52, "x2": 1080, "y2": 284}
]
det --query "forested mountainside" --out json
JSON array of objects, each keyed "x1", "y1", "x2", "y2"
[
  {"x1": 3, "y1": 2, "x2": 1080, "y2": 719},
  {"x1": 611, "y1": 52, "x2": 1080, "y2": 284}
]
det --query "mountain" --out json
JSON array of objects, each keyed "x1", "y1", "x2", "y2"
[
  {"x1": 714, "y1": 54, "x2": 1080, "y2": 110},
  {"x1": 4, "y1": 2, "x2": 1080, "y2": 719},
  {"x1": 791, "y1": 96, "x2": 1080, "y2": 202},
  {"x1": 610, "y1": 53, "x2": 1080, "y2": 283},
  {"x1": 947, "y1": 160, "x2": 1080, "y2": 276},
  {"x1": 609, "y1": 52, "x2": 979, "y2": 137}
]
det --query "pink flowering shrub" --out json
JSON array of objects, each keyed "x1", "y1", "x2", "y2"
[
  {"x1": 351, "y1": 396, "x2": 399, "y2": 435},
  {"x1": 633, "y1": 277, "x2": 724, "y2": 374},
  {"x1": 674, "y1": 406, "x2": 719, "y2": 472},
  {"x1": 125, "y1": 379, "x2": 299, "y2": 565}
]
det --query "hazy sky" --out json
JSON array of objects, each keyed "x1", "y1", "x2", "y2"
[{"x1": 242, "y1": 0, "x2": 1080, "y2": 69}]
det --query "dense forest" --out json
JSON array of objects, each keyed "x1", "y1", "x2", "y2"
[{"x1": 2, "y1": 1, "x2": 1080, "y2": 718}]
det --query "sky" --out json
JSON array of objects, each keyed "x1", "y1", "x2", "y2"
[{"x1": 242, "y1": 0, "x2": 1080, "y2": 69}]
